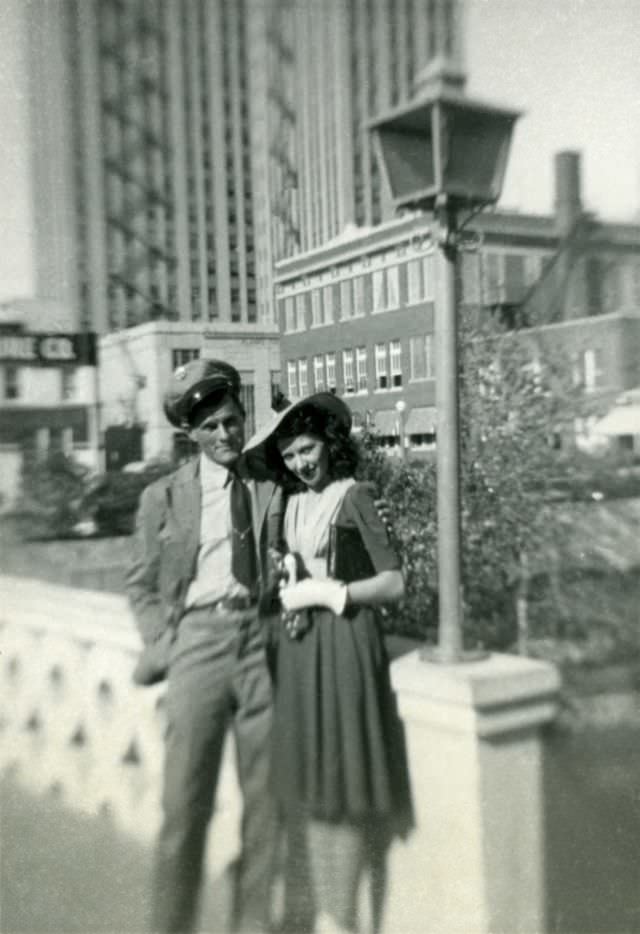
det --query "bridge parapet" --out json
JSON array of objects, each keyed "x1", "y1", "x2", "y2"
[{"x1": 0, "y1": 575, "x2": 241, "y2": 875}]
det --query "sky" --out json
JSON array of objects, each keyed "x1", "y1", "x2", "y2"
[
  {"x1": 465, "y1": 0, "x2": 640, "y2": 220},
  {"x1": 0, "y1": 0, "x2": 639, "y2": 301}
]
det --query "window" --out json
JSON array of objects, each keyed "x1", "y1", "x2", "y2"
[
  {"x1": 422, "y1": 254, "x2": 435, "y2": 300},
  {"x1": 406, "y1": 259, "x2": 422, "y2": 304},
  {"x1": 298, "y1": 358, "x2": 309, "y2": 396},
  {"x1": 356, "y1": 347, "x2": 368, "y2": 392},
  {"x1": 340, "y1": 279, "x2": 352, "y2": 320},
  {"x1": 571, "y1": 352, "x2": 582, "y2": 388},
  {"x1": 524, "y1": 254, "x2": 542, "y2": 288},
  {"x1": 583, "y1": 348, "x2": 604, "y2": 392},
  {"x1": 295, "y1": 294, "x2": 307, "y2": 331},
  {"x1": 502, "y1": 253, "x2": 527, "y2": 303},
  {"x1": 311, "y1": 289, "x2": 322, "y2": 327},
  {"x1": 239, "y1": 381, "x2": 256, "y2": 436},
  {"x1": 61, "y1": 368, "x2": 77, "y2": 401},
  {"x1": 323, "y1": 284, "x2": 334, "y2": 324},
  {"x1": 270, "y1": 370, "x2": 282, "y2": 407},
  {"x1": 390, "y1": 340, "x2": 402, "y2": 387},
  {"x1": 287, "y1": 360, "x2": 298, "y2": 399},
  {"x1": 483, "y1": 253, "x2": 503, "y2": 304},
  {"x1": 284, "y1": 297, "x2": 295, "y2": 332},
  {"x1": 632, "y1": 259, "x2": 640, "y2": 306},
  {"x1": 325, "y1": 353, "x2": 336, "y2": 390},
  {"x1": 342, "y1": 349, "x2": 355, "y2": 394},
  {"x1": 375, "y1": 343, "x2": 388, "y2": 390},
  {"x1": 3, "y1": 364, "x2": 19, "y2": 400},
  {"x1": 313, "y1": 355, "x2": 325, "y2": 391},
  {"x1": 172, "y1": 348, "x2": 200, "y2": 370},
  {"x1": 461, "y1": 252, "x2": 481, "y2": 304},
  {"x1": 410, "y1": 335, "x2": 434, "y2": 380},
  {"x1": 386, "y1": 265, "x2": 400, "y2": 308},
  {"x1": 352, "y1": 276, "x2": 365, "y2": 317},
  {"x1": 372, "y1": 269, "x2": 386, "y2": 312}
]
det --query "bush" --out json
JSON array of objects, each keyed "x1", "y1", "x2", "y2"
[
  {"x1": 18, "y1": 451, "x2": 89, "y2": 540},
  {"x1": 82, "y1": 460, "x2": 175, "y2": 536},
  {"x1": 355, "y1": 312, "x2": 595, "y2": 652}
]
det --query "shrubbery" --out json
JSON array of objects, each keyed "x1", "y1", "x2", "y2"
[
  {"x1": 16, "y1": 452, "x2": 175, "y2": 540},
  {"x1": 17, "y1": 450, "x2": 90, "y2": 540},
  {"x1": 81, "y1": 460, "x2": 174, "y2": 535},
  {"x1": 357, "y1": 313, "x2": 596, "y2": 652}
]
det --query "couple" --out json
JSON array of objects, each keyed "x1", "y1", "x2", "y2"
[{"x1": 127, "y1": 359, "x2": 410, "y2": 934}]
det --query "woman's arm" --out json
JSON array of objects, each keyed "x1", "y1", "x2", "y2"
[
  {"x1": 345, "y1": 568, "x2": 404, "y2": 608},
  {"x1": 280, "y1": 568, "x2": 404, "y2": 616}
]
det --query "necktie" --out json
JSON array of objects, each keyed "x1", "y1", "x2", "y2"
[{"x1": 229, "y1": 471, "x2": 258, "y2": 592}]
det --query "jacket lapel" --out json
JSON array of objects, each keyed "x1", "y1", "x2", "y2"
[{"x1": 171, "y1": 458, "x2": 201, "y2": 576}]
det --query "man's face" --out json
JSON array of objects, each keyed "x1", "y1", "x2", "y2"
[{"x1": 188, "y1": 395, "x2": 245, "y2": 467}]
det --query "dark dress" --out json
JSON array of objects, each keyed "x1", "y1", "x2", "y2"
[{"x1": 272, "y1": 480, "x2": 411, "y2": 828}]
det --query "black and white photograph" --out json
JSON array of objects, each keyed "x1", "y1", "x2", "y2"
[{"x1": 1, "y1": 1, "x2": 639, "y2": 932}]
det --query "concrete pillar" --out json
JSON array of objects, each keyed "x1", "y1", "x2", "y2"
[{"x1": 384, "y1": 651, "x2": 560, "y2": 934}]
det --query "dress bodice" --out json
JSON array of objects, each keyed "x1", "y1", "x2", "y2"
[{"x1": 283, "y1": 477, "x2": 355, "y2": 579}]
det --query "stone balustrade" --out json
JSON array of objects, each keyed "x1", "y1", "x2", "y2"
[{"x1": 0, "y1": 574, "x2": 242, "y2": 877}]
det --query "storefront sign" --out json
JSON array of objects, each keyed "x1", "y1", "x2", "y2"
[{"x1": 0, "y1": 332, "x2": 97, "y2": 365}]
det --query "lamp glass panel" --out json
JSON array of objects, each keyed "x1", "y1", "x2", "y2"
[
  {"x1": 377, "y1": 128, "x2": 436, "y2": 199},
  {"x1": 440, "y1": 108, "x2": 513, "y2": 202}
]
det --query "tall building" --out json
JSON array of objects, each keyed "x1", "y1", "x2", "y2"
[
  {"x1": 265, "y1": 0, "x2": 465, "y2": 258},
  {"x1": 275, "y1": 152, "x2": 640, "y2": 453},
  {"x1": 25, "y1": 0, "x2": 277, "y2": 335}
]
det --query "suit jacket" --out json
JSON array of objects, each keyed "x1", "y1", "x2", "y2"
[{"x1": 126, "y1": 456, "x2": 284, "y2": 684}]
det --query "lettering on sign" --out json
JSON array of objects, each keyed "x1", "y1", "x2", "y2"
[
  {"x1": 39, "y1": 337, "x2": 75, "y2": 361},
  {"x1": 0, "y1": 332, "x2": 97, "y2": 366},
  {"x1": 0, "y1": 336, "x2": 37, "y2": 360}
]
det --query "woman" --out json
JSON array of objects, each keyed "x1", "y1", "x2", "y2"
[{"x1": 244, "y1": 392, "x2": 410, "y2": 934}]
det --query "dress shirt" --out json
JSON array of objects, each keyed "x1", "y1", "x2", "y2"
[{"x1": 184, "y1": 454, "x2": 248, "y2": 609}]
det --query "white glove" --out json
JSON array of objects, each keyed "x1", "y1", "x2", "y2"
[{"x1": 280, "y1": 577, "x2": 348, "y2": 616}]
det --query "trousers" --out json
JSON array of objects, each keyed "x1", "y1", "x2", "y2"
[{"x1": 152, "y1": 604, "x2": 276, "y2": 933}]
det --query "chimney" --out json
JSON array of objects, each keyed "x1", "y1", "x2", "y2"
[{"x1": 554, "y1": 151, "x2": 583, "y2": 237}]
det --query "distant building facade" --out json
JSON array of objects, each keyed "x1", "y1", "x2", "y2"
[
  {"x1": 265, "y1": 0, "x2": 464, "y2": 259},
  {"x1": 0, "y1": 300, "x2": 99, "y2": 509},
  {"x1": 24, "y1": 0, "x2": 277, "y2": 332},
  {"x1": 98, "y1": 322, "x2": 281, "y2": 464},
  {"x1": 276, "y1": 152, "x2": 640, "y2": 454}
]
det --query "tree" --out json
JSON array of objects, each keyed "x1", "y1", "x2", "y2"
[
  {"x1": 18, "y1": 450, "x2": 89, "y2": 539},
  {"x1": 359, "y1": 311, "x2": 587, "y2": 651}
]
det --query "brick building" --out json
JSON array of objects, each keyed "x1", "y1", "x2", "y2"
[{"x1": 275, "y1": 152, "x2": 640, "y2": 454}]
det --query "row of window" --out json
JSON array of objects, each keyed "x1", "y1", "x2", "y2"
[
  {"x1": 286, "y1": 336, "x2": 435, "y2": 399},
  {"x1": 572, "y1": 348, "x2": 606, "y2": 392},
  {"x1": 281, "y1": 255, "x2": 435, "y2": 332},
  {"x1": 1, "y1": 366, "x2": 77, "y2": 402}
]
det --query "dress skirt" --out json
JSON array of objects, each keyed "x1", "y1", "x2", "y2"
[{"x1": 271, "y1": 482, "x2": 412, "y2": 829}]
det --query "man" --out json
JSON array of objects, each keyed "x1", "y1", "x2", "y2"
[{"x1": 127, "y1": 359, "x2": 283, "y2": 934}]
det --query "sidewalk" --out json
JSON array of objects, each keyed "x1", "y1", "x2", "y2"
[{"x1": 1, "y1": 774, "x2": 231, "y2": 933}]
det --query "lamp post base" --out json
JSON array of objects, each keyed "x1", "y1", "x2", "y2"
[
  {"x1": 383, "y1": 650, "x2": 561, "y2": 934},
  {"x1": 420, "y1": 644, "x2": 489, "y2": 664}
]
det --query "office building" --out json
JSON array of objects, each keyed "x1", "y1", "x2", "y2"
[
  {"x1": 276, "y1": 152, "x2": 640, "y2": 453},
  {"x1": 24, "y1": 0, "x2": 278, "y2": 334},
  {"x1": 265, "y1": 0, "x2": 464, "y2": 259}
]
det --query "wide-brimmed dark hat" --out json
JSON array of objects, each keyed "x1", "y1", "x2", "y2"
[
  {"x1": 243, "y1": 391, "x2": 352, "y2": 472},
  {"x1": 163, "y1": 358, "x2": 242, "y2": 429}
]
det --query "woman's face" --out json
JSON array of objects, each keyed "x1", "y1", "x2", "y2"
[{"x1": 277, "y1": 432, "x2": 330, "y2": 492}]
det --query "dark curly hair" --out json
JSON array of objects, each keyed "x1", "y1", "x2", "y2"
[{"x1": 267, "y1": 404, "x2": 360, "y2": 493}]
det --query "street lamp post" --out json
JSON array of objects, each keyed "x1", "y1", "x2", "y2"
[
  {"x1": 370, "y1": 66, "x2": 520, "y2": 663},
  {"x1": 395, "y1": 398, "x2": 407, "y2": 461}
]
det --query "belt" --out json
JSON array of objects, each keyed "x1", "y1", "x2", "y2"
[{"x1": 189, "y1": 593, "x2": 256, "y2": 614}]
